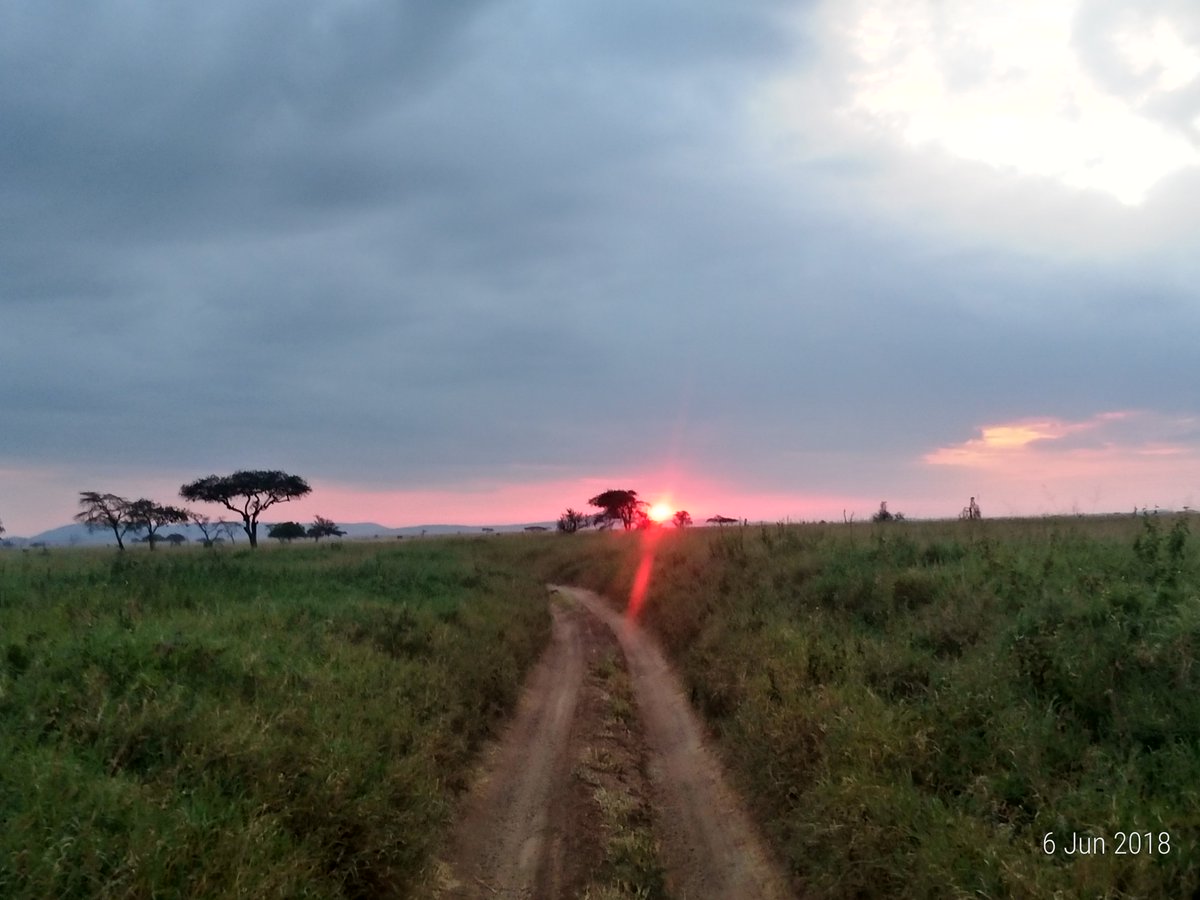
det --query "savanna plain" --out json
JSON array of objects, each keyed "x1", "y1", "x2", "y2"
[{"x1": 2, "y1": 514, "x2": 1198, "y2": 898}]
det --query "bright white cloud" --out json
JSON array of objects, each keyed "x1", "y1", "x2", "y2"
[
  {"x1": 758, "y1": 1, "x2": 1200, "y2": 209},
  {"x1": 1115, "y1": 14, "x2": 1200, "y2": 93},
  {"x1": 830, "y1": 0, "x2": 1200, "y2": 205}
]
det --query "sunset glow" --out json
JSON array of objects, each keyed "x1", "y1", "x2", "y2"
[
  {"x1": 924, "y1": 411, "x2": 1158, "y2": 468},
  {"x1": 921, "y1": 411, "x2": 1200, "y2": 514},
  {"x1": 648, "y1": 502, "x2": 673, "y2": 523}
]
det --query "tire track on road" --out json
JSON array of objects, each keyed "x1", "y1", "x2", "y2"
[
  {"x1": 434, "y1": 601, "x2": 586, "y2": 898},
  {"x1": 432, "y1": 587, "x2": 794, "y2": 899},
  {"x1": 557, "y1": 585, "x2": 795, "y2": 900}
]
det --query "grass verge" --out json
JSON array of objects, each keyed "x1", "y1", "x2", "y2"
[{"x1": 0, "y1": 538, "x2": 549, "y2": 898}]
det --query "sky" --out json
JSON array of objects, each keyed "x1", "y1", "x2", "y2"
[{"x1": 3, "y1": 0, "x2": 1200, "y2": 536}]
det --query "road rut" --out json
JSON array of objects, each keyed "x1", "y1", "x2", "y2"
[{"x1": 430, "y1": 585, "x2": 795, "y2": 899}]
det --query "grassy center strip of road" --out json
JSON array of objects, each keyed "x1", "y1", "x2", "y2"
[
  {"x1": 430, "y1": 587, "x2": 667, "y2": 899},
  {"x1": 558, "y1": 585, "x2": 795, "y2": 900}
]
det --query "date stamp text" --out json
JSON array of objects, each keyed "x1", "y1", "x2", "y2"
[{"x1": 1042, "y1": 831, "x2": 1171, "y2": 856}]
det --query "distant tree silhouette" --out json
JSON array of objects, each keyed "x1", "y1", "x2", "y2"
[
  {"x1": 876, "y1": 502, "x2": 906, "y2": 522},
  {"x1": 190, "y1": 513, "x2": 238, "y2": 548},
  {"x1": 75, "y1": 492, "x2": 134, "y2": 550},
  {"x1": 125, "y1": 499, "x2": 190, "y2": 550},
  {"x1": 557, "y1": 508, "x2": 587, "y2": 534},
  {"x1": 673, "y1": 510, "x2": 693, "y2": 529},
  {"x1": 588, "y1": 489, "x2": 646, "y2": 531},
  {"x1": 706, "y1": 515, "x2": 738, "y2": 526},
  {"x1": 307, "y1": 516, "x2": 346, "y2": 542},
  {"x1": 181, "y1": 471, "x2": 311, "y2": 548},
  {"x1": 268, "y1": 521, "x2": 307, "y2": 543},
  {"x1": 165, "y1": 533, "x2": 187, "y2": 547}
]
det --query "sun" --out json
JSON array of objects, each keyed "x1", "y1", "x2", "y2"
[{"x1": 648, "y1": 502, "x2": 673, "y2": 523}]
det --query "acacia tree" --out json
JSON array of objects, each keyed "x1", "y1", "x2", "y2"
[
  {"x1": 673, "y1": 510, "x2": 693, "y2": 529},
  {"x1": 269, "y1": 522, "x2": 307, "y2": 543},
  {"x1": 587, "y1": 489, "x2": 645, "y2": 531},
  {"x1": 180, "y1": 470, "x2": 311, "y2": 548},
  {"x1": 190, "y1": 512, "x2": 238, "y2": 548},
  {"x1": 75, "y1": 492, "x2": 134, "y2": 550},
  {"x1": 706, "y1": 514, "x2": 738, "y2": 526},
  {"x1": 125, "y1": 499, "x2": 190, "y2": 551},
  {"x1": 307, "y1": 516, "x2": 345, "y2": 542}
]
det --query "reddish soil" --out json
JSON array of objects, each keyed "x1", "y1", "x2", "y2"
[{"x1": 428, "y1": 585, "x2": 795, "y2": 900}]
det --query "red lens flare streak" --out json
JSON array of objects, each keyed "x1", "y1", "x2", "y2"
[{"x1": 626, "y1": 526, "x2": 663, "y2": 621}]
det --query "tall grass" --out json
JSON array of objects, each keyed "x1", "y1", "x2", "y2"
[
  {"x1": 8, "y1": 517, "x2": 1199, "y2": 897},
  {"x1": 535, "y1": 516, "x2": 1200, "y2": 898},
  {"x1": 0, "y1": 539, "x2": 549, "y2": 898}
]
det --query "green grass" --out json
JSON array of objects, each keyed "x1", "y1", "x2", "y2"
[
  {"x1": 535, "y1": 515, "x2": 1200, "y2": 898},
  {"x1": 0, "y1": 538, "x2": 549, "y2": 898},
  {"x1": 7, "y1": 516, "x2": 1200, "y2": 898}
]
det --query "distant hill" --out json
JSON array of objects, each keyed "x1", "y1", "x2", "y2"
[{"x1": 2, "y1": 520, "x2": 558, "y2": 548}]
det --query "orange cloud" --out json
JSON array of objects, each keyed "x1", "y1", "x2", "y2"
[{"x1": 924, "y1": 411, "x2": 1144, "y2": 467}]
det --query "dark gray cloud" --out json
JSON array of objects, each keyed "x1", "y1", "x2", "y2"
[{"x1": 2, "y1": 0, "x2": 1198, "y2": 531}]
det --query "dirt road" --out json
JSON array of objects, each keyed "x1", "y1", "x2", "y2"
[{"x1": 429, "y1": 585, "x2": 795, "y2": 899}]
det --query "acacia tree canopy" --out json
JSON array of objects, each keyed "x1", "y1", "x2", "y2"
[
  {"x1": 269, "y1": 521, "x2": 307, "y2": 542},
  {"x1": 180, "y1": 470, "x2": 311, "y2": 548},
  {"x1": 307, "y1": 516, "x2": 345, "y2": 541},
  {"x1": 75, "y1": 492, "x2": 134, "y2": 550},
  {"x1": 125, "y1": 499, "x2": 190, "y2": 551},
  {"x1": 587, "y1": 489, "x2": 645, "y2": 531}
]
